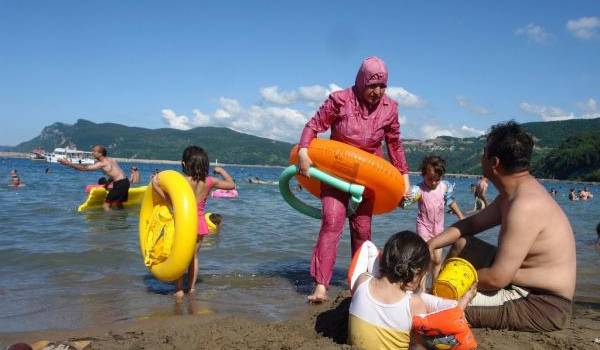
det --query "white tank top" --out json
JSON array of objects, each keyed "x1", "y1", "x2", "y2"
[{"x1": 348, "y1": 277, "x2": 412, "y2": 350}]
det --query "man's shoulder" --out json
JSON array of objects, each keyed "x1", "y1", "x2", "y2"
[{"x1": 509, "y1": 181, "x2": 554, "y2": 214}]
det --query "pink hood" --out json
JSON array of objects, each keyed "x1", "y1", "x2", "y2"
[{"x1": 354, "y1": 56, "x2": 388, "y2": 96}]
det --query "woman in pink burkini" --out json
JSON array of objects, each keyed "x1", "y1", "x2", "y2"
[
  {"x1": 152, "y1": 145, "x2": 235, "y2": 298},
  {"x1": 297, "y1": 57, "x2": 411, "y2": 302}
]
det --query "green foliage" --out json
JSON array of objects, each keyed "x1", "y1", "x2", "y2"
[{"x1": 533, "y1": 131, "x2": 600, "y2": 181}]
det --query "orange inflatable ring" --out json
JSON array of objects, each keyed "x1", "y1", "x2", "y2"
[{"x1": 289, "y1": 139, "x2": 406, "y2": 215}]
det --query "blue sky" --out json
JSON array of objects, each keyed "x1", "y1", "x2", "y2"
[{"x1": 1, "y1": 1, "x2": 599, "y2": 146}]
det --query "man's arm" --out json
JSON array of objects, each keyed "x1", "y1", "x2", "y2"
[
  {"x1": 428, "y1": 198, "x2": 501, "y2": 250},
  {"x1": 59, "y1": 158, "x2": 103, "y2": 171},
  {"x1": 476, "y1": 199, "x2": 540, "y2": 291}
]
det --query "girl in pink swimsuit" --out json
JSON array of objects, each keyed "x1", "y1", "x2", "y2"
[
  {"x1": 410, "y1": 156, "x2": 464, "y2": 281},
  {"x1": 152, "y1": 145, "x2": 235, "y2": 298}
]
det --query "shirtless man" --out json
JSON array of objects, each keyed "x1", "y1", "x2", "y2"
[
  {"x1": 474, "y1": 176, "x2": 488, "y2": 210},
  {"x1": 428, "y1": 121, "x2": 575, "y2": 332},
  {"x1": 59, "y1": 145, "x2": 130, "y2": 210}
]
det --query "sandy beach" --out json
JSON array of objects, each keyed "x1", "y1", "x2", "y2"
[{"x1": 2, "y1": 290, "x2": 599, "y2": 350}]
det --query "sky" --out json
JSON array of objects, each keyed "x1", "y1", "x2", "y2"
[{"x1": 1, "y1": 1, "x2": 599, "y2": 146}]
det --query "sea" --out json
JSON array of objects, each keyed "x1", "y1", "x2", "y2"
[{"x1": 0, "y1": 157, "x2": 598, "y2": 333}]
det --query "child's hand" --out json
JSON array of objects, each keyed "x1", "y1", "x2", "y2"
[
  {"x1": 458, "y1": 282, "x2": 478, "y2": 310},
  {"x1": 213, "y1": 166, "x2": 225, "y2": 175},
  {"x1": 151, "y1": 173, "x2": 160, "y2": 188}
]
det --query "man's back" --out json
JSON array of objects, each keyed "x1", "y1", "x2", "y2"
[{"x1": 500, "y1": 175, "x2": 576, "y2": 299}]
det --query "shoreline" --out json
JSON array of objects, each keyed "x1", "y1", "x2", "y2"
[{"x1": 1, "y1": 291, "x2": 598, "y2": 350}]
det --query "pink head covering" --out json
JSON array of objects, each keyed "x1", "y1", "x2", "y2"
[{"x1": 354, "y1": 56, "x2": 388, "y2": 95}]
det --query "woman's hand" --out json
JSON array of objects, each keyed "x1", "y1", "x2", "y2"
[{"x1": 297, "y1": 148, "x2": 313, "y2": 177}]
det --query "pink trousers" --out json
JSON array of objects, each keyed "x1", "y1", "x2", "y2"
[{"x1": 310, "y1": 184, "x2": 374, "y2": 288}]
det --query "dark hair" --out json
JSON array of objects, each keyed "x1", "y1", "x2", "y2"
[
  {"x1": 182, "y1": 145, "x2": 209, "y2": 182},
  {"x1": 93, "y1": 145, "x2": 107, "y2": 157},
  {"x1": 484, "y1": 121, "x2": 533, "y2": 173},
  {"x1": 596, "y1": 222, "x2": 600, "y2": 237},
  {"x1": 379, "y1": 231, "x2": 431, "y2": 285},
  {"x1": 420, "y1": 155, "x2": 446, "y2": 178},
  {"x1": 209, "y1": 213, "x2": 223, "y2": 225}
]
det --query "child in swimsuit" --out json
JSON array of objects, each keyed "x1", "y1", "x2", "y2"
[
  {"x1": 407, "y1": 156, "x2": 464, "y2": 282},
  {"x1": 152, "y1": 145, "x2": 235, "y2": 298},
  {"x1": 349, "y1": 231, "x2": 476, "y2": 350}
]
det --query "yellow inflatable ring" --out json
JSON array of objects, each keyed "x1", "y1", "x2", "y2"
[
  {"x1": 205, "y1": 212, "x2": 218, "y2": 234},
  {"x1": 139, "y1": 170, "x2": 198, "y2": 282}
]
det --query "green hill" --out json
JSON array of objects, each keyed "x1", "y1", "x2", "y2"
[
  {"x1": 14, "y1": 119, "x2": 293, "y2": 165},
  {"x1": 533, "y1": 131, "x2": 600, "y2": 181},
  {"x1": 12, "y1": 118, "x2": 600, "y2": 180}
]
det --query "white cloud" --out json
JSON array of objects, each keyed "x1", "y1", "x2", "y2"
[
  {"x1": 519, "y1": 102, "x2": 576, "y2": 121},
  {"x1": 329, "y1": 83, "x2": 343, "y2": 93},
  {"x1": 260, "y1": 86, "x2": 298, "y2": 105},
  {"x1": 162, "y1": 82, "x2": 426, "y2": 142},
  {"x1": 460, "y1": 125, "x2": 485, "y2": 136},
  {"x1": 398, "y1": 113, "x2": 407, "y2": 125},
  {"x1": 456, "y1": 96, "x2": 492, "y2": 115},
  {"x1": 420, "y1": 123, "x2": 485, "y2": 139},
  {"x1": 260, "y1": 84, "x2": 343, "y2": 105},
  {"x1": 192, "y1": 109, "x2": 210, "y2": 126},
  {"x1": 385, "y1": 87, "x2": 426, "y2": 108},
  {"x1": 577, "y1": 98, "x2": 600, "y2": 119},
  {"x1": 567, "y1": 16, "x2": 600, "y2": 39},
  {"x1": 515, "y1": 23, "x2": 551, "y2": 43},
  {"x1": 297, "y1": 85, "x2": 329, "y2": 102},
  {"x1": 161, "y1": 109, "x2": 191, "y2": 130},
  {"x1": 164, "y1": 98, "x2": 308, "y2": 142},
  {"x1": 421, "y1": 124, "x2": 454, "y2": 139}
]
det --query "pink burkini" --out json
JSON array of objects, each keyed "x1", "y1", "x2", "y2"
[
  {"x1": 299, "y1": 56, "x2": 409, "y2": 288},
  {"x1": 416, "y1": 180, "x2": 455, "y2": 241},
  {"x1": 196, "y1": 176, "x2": 214, "y2": 237}
]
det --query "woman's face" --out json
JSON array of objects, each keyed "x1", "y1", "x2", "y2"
[{"x1": 361, "y1": 83, "x2": 386, "y2": 106}]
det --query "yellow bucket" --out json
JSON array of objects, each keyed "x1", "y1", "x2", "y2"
[{"x1": 433, "y1": 257, "x2": 478, "y2": 300}]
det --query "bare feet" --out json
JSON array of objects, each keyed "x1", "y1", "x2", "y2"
[
  {"x1": 307, "y1": 284, "x2": 328, "y2": 303},
  {"x1": 174, "y1": 289, "x2": 185, "y2": 299},
  {"x1": 458, "y1": 282, "x2": 477, "y2": 310}
]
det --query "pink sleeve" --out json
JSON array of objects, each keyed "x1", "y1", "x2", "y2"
[
  {"x1": 298, "y1": 97, "x2": 340, "y2": 148},
  {"x1": 384, "y1": 108, "x2": 410, "y2": 174}
]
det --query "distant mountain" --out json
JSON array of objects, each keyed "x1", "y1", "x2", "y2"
[
  {"x1": 11, "y1": 118, "x2": 600, "y2": 179},
  {"x1": 13, "y1": 119, "x2": 293, "y2": 166},
  {"x1": 0, "y1": 145, "x2": 13, "y2": 152}
]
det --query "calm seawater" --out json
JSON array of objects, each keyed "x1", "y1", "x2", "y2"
[{"x1": 0, "y1": 158, "x2": 598, "y2": 333}]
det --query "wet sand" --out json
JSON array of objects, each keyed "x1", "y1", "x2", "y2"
[{"x1": 2, "y1": 291, "x2": 599, "y2": 350}]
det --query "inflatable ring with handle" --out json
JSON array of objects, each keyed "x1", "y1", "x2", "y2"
[
  {"x1": 139, "y1": 170, "x2": 197, "y2": 282},
  {"x1": 285, "y1": 138, "x2": 406, "y2": 216}
]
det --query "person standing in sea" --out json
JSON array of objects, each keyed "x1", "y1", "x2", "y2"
[
  {"x1": 296, "y1": 56, "x2": 411, "y2": 302},
  {"x1": 59, "y1": 145, "x2": 130, "y2": 210}
]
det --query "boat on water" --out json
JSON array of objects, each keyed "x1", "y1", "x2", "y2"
[
  {"x1": 45, "y1": 147, "x2": 95, "y2": 165},
  {"x1": 30, "y1": 148, "x2": 46, "y2": 161}
]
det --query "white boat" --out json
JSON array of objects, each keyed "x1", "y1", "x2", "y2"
[
  {"x1": 45, "y1": 147, "x2": 95, "y2": 165},
  {"x1": 30, "y1": 148, "x2": 46, "y2": 161}
]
